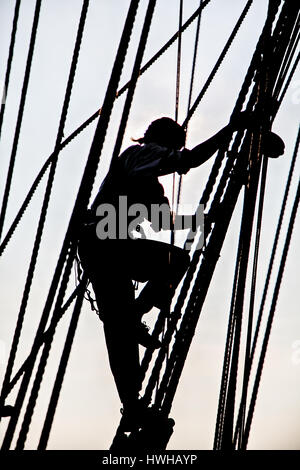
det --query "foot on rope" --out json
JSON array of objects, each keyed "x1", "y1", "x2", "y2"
[
  {"x1": 119, "y1": 400, "x2": 160, "y2": 432},
  {"x1": 0, "y1": 405, "x2": 14, "y2": 417},
  {"x1": 137, "y1": 322, "x2": 161, "y2": 349}
]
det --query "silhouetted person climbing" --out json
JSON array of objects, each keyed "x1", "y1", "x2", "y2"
[{"x1": 78, "y1": 115, "x2": 284, "y2": 430}]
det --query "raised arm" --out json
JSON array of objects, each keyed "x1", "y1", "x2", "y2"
[
  {"x1": 187, "y1": 111, "x2": 252, "y2": 168},
  {"x1": 186, "y1": 112, "x2": 285, "y2": 167}
]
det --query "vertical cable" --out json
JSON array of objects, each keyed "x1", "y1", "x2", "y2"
[
  {"x1": 0, "y1": 0, "x2": 21, "y2": 139},
  {"x1": 0, "y1": 0, "x2": 42, "y2": 240}
]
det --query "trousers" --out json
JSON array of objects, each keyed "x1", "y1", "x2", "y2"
[{"x1": 78, "y1": 225, "x2": 189, "y2": 406}]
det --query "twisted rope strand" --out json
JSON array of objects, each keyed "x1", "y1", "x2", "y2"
[
  {"x1": 0, "y1": 0, "x2": 42, "y2": 240},
  {"x1": 243, "y1": 179, "x2": 300, "y2": 449},
  {"x1": 0, "y1": 0, "x2": 21, "y2": 139}
]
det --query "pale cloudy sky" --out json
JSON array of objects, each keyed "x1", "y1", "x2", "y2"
[{"x1": 0, "y1": 0, "x2": 299, "y2": 450}]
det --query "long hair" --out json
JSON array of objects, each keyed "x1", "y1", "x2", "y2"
[{"x1": 133, "y1": 117, "x2": 186, "y2": 149}]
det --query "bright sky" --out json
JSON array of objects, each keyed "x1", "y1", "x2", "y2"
[{"x1": 0, "y1": 0, "x2": 299, "y2": 450}]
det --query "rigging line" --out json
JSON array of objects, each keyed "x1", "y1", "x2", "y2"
[
  {"x1": 0, "y1": 0, "x2": 21, "y2": 140},
  {"x1": 141, "y1": 0, "x2": 286, "y2": 446},
  {"x1": 271, "y1": 22, "x2": 300, "y2": 105},
  {"x1": 15, "y1": 243, "x2": 84, "y2": 450},
  {"x1": 37, "y1": 275, "x2": 87, "y2": 450},
  {"x1": 1, "y1": 0, "x2": 140, "y2": 450},
  {"x1": 243, "y1": 177, "x2": 300, "y2": 450},
  {"x1": 216, "y1": 1, "x2": 285, "y2": 444},
  {"x1": 276, "y1": 50, "x2": 300, "y2": 110},
  {"x1": 171, "y1": 0, "x2": 183, "y2": 250},
  {"x1": 218, "y1": 131, "x2": 264, "y2": 450},
  {"x1": 234, "y1": 22, "x2": 300, "y2": 450},
  {"x1": 155, "y1": 133, "x2": 255, "y2": 411},
  {"x1": 123, "y1": 0, "x2": 211, "y2": 93},
  {"x1": 229, "y1": 30, "x2": 275, "y2": 449},
  {"x1": 239, "y1": 124, "x2": 300, "y2": 419},
  {"x1": 187, "y1": 0, "x2": 204, "y2": 115},
  {"x1": 150, "y1": 0, "x2": 280, "y2": 405},
  {"x1": 3, "y1": 282, "x2": 83, "y2": 400},
  {"x1": 0, "y1": 1, "x2": 213, "y2": 257},
  {"x1": 158, "y1": 19, "x2": 279, "y2": 412},
  {"x1": 185, "y1": 0, "x2": 282, "y2": 249},
  {"x1": 213, "y1": 139, "x2": 257, "y2": 450},
  {"x1": 235, "y1": 158, "x2": 269, "y2": 449},
  {"x1": 157, "y1": 129, "x2": 264, "y2": 420},
  {"x1": 110, "y1": 0, "x2": 157, "y2": 165},
  {"x1": 176, "y1": 0, "x2": 204, "y2": 218},
  {"x1": 223, "y1": 142, "x2": 265, "y2": 452},
  {"x1": 0, "y1": 0, "x2": 42, "y2": 241},
  {"x1": 182, "y1": 0, "x2": 254, "y2": 129},
  {"x1": 273, "y1": 13, "x2": 300, "y2": 98},
  {"x1": 213, "y1": 239, "x2": 242, "y2": 449},
  {"x1": 0, "y1": 0, "x2": 90, "y2": 425},
  {"x1": 144, "y1": 77, "x2": 262, "y2": 405},
  {"x1": 175, "y1": 0, "x2": 183, "y2": 124}
]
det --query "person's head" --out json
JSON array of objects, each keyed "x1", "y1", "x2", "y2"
[{"x1": 134, "y1": 117, "x2": 186, "y2": 149}]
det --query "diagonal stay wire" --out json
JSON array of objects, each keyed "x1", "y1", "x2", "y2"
[{"x1": 0, "y1": 0, "x2": 212, "y2": 258}]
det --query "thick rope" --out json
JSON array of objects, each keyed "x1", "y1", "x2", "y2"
[
  {"x1": 175, "y1": 0, "x2": 183, "y2": 124},
  {"x1": 233, "y1": 156, "x2": 268, "y2": 449},
  {"x1": 273, "y1": 13, "x2": 300, "y2": 98},
  {"x1": 2, "y1": 282, "x2": 82, "y2": 401},
  {"x1": 176, "y1": 0, "x2": 203, "y2": 220},
  {"x1": 233, "y1": 4, "x2": 300, "y2": 444},
  {"x1": 242, "y1": 178, "x2": 300, "y2": 449},
  {"x1": 110, "y1": 0, "x2": 157, "y2": 164},
  {"x1": 219, "y1": 134, "x2": 263, "y2": 450},
  {"x1": 216, "y1": 1, "x2": 300, "y2": 449},
  {"x1": 37, "y1": 275, "x2": 87, "y2": 450},
  {"x1": 276, "y1": 50, "x2": 300, "y2": 110},
  {"x1": 157, "y1": 141, "x2": 253, "y2": 417},
  {"x1": 214, "y1": 0, "x2": 285, "y2": 447},
  {"x1": 0, "y1": 0, "x2": 42, "y2": 240},
  {"x1": 232, "y1": 124, "x2": 300, "y2": 447},
  {"x1": 0, "y1": 0, "x2": 21, "y2": 140}
]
